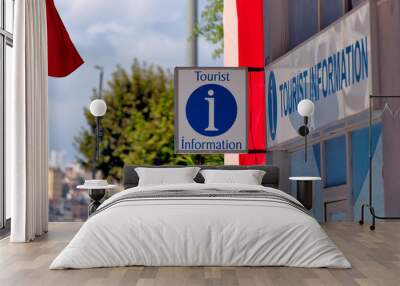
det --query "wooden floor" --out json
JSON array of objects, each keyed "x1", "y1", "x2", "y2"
[{"x1": 0, "y1": 222, "x2": 399, "y2": 286}]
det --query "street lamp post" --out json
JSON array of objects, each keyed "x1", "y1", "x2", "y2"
[
  {"x1": 91, "y1": 66, "x2": 106, "y2": 179},
  {"x1": 95, "y1": 65, "x2": 104, "y2": 97}
]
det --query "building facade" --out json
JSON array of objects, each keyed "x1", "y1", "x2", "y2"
[
  {"x1": 263, "y1": 0, "x2": 400, "y2": 222},
  {"x1": 48, "y1": 167, "x2": 64, "y2": 203}
]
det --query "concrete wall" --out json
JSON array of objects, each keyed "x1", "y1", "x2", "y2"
[{"x1": 375, "y1": 0, "x2": 400, "y2": 216}]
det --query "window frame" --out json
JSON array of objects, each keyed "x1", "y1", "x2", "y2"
[
  {"x1": 285, "y1": 0, "x2": 364, "y2": 52},
  {"x1": 0, "y1": 0, "x2": 13, "y2": 231}
]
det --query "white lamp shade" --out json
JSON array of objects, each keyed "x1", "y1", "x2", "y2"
[
  {"x1": 297, "y1": 99, "x2": 315, "y2": 117},
  {"x1": 90, "y1": 99, "x2": 107, "y2": 117}
]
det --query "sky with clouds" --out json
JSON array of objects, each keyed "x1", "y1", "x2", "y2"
[{"x1": 49, "y1": 0, "x2": 222, "y2": 165}]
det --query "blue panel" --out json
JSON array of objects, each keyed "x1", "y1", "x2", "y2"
[
  {"x1": 329, "y1": 212, "x2": 347, "y2": 221},
  {"x1": 351, "y1": 124, "x2": 382, "y2": 202},
  {"x1": 321, "y1": 0, "x2": 343, "y2": 29},
  {"x1": 312, "y1": 143, "x2": 321, "y2": 175},
  {"x1": 325, "y1": 135, "x2": 347, "y2": 187},
  {"x1": 288, "y1": 0, "x2": 318, "y2": 49}
]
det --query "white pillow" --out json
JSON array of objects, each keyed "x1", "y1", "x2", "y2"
[
  {"x1": 135, "y1": 167, "x2": 200, "y2": 186},
  {"x1": 200, "y1": 169, "x2": 266, "y2": 185}
]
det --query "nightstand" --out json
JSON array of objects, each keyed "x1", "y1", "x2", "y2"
[
  {"x1": 289, "y1": 177, "x2": 321, "y2": 210},
  {"x1": 77, "y1": 182, "x2": 117, "y2": 216}
]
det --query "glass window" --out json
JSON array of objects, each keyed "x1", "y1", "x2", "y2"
[
  {"x1": 346, "y1": 0, "x2": 366, "y2": 11},
  {"x1": 0, "y1": 1, "x2": 3, "y2": 28},
  {"x1": 288, "y1": 0, "x2": 318, "y2": 49},
  {"x1": 325, "y1": 135, "x2": 347, "y2": 187},
  {"x1": 352, "y1": 0, "x2": 365, "y2": 8},
  {"x1": 0, "y1": 37, "x2": 3, "y2": 228},
  {"x1": 5, "y1": 43, "x2": 12, "y2": 220},
  {"x1": 5, "y1": 0, "x2": 14, "y2": 33},
  {"x1": 1, "y1": 0, "x2": 13, "y2": 229},
  {"x1": 351, "y1": 123, "x2": 382, "y2": 203},
  {"x1": 321, "y1": 0, "x2": 344, "y2": 29}
]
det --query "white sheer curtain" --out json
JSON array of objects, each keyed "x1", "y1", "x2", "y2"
[{"x1": 7, "y1": 0, "x2": 48, "y2": 242}]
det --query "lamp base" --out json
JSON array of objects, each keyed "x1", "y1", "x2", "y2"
[
  {"x1": 296, "y1": 180, "x2": 313, "y2": 210},
  {"x1": 88, "y1": 189, "x2": 105, "y2": 216}
]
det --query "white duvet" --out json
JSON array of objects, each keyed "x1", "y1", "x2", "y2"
[{"x1": 50, "y1": 183, "x2": 351, "y2": 269}]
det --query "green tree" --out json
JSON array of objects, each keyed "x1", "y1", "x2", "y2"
[
  {"x1": 194, "y1": 0, "x2": 224, "y2": 59},
  {"x1": 75, "y1": 60, "x2": 223, "y2": 182}
]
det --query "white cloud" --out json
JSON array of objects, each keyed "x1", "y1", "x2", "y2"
[
  {"x1": 86, "y1": 22, "x2": 132, "y2": 37},
  {"x1": 55, "y1": 0, "x2": 183, "y2": 31}
]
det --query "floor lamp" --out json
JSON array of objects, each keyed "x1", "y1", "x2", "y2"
[{"x1": 359, "y1": 95, "x2": 400, "y2": 230}]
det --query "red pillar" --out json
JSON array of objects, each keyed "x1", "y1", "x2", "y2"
[{"x1": 236, "y1": 0, "x2": 266, "y2": 165}]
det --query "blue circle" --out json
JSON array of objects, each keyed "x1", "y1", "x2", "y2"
[
  {"x1": 186, "y1": 84, "x2": 237, "y2": 137},
  {"x1": 268, "y1": 72, "x2": 278, "y2": 140}
]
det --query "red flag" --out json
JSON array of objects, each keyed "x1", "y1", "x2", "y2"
[
  {"x1": 46, "y1": 0, "x2": 84, "y2": 77},
  {"x1": 236, "y1": 0, "x2": 266, "y2": 165}
]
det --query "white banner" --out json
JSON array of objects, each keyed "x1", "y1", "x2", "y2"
[
  {"x1": 266, "y1": 2, "x2": 372, "y2": 148},
  {"x1": 175, "y1": 67, "x2": 247, "y2": 153}
]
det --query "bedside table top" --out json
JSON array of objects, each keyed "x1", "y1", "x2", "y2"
[
  {"x1": 77, "y1": 184, "x2": 117, "y2": 190},
  {"x1": 289, "y1": 176, "x2": 322, "y2": 181}
]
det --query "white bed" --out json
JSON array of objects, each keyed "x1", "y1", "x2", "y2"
[{"x1": 50, "y1": 183, "x2": 351, "y2": 269}]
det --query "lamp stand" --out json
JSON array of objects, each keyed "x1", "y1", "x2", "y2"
[
  {"x1": 92, "y1": 116, "x2": 101, "y2": 179},
  {"x1": 304, "y1": 116, "x2": 308, "y2": 162},
  {"x1": 298, "y1": 116, "x2": 310, "y2": 162}
]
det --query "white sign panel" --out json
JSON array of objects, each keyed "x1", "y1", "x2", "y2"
[
  {"x1": 266, "y1": 2, "x2": 372, "y2": 148},
  {"x1": 175, "y1": 67, "x2": 247, "y2": 153}
]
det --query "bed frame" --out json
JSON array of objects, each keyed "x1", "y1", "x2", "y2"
[{"x1": 123, "y1": 165, "x2": 280, "y2": 189}]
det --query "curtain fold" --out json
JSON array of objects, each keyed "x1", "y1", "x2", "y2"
[{"x1": 8, "y1": 0, "x2": 48, "y2": 242}]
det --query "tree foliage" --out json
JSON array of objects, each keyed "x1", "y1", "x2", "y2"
[
  {"x1": 75, "y1": 60, "x2": 223, "y2": 182},
  {"x1": 194, "y1": 0, "x2": 224, "y2": 59}
]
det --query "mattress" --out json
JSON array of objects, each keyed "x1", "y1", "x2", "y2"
[{"x1": 50, "y1": 183, "x2": 351, "y2": 269}]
